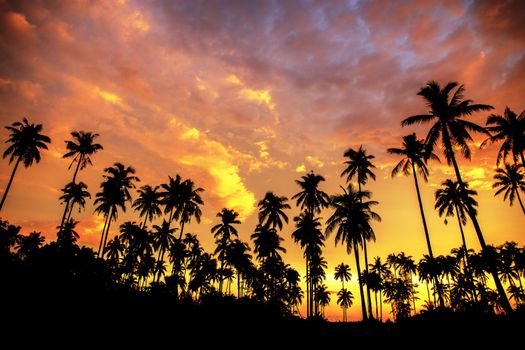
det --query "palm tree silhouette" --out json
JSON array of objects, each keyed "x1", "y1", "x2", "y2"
[
  {"x1": 481, "y1": 107, "x2": 525, "y2": 166},
  {"x1": 341, "y1": 145, "x2": 376, "y2": 319},
  {"x1": 133, "y1": 185, "x2": 163, "y2": 229},
  {"x1": 59, "y1": 131, "x2": 102, "y2": 232},
  {"x1": 160, "y1": 174, "x2": 183, "y2": 224},
  {"x1": 212, "y1": 208, "x2": 240, "y2": 293},
  {"x1": 152, "y1": 220, "x2": 176, "y2": 282},
  {"x1": 174, "y1": 179, "x2": 204, "y2": 239},
  {"x1": 334, "y1": 262, "x2": 352, "y2": 290},
  {"x1": 57, "y1": 218, "x2": 80, "y2": 247},
  {"x1": 58, "y1": 181, "x2": 91, "y2": 227},
  {"x1": 388, "y1": 133, "x2": 444, "y2": 307},
  {"x1": 492, "y1": 164, "x2": 525, "y2": 214},
  {"x1": 226, "y1": 238, "x2": 252, "y2": 298},
  {"x1": 15, "y1": 231, "x2": 45, "y2": 260},
  {"x1": 370, "y1": 256, "x2": 391, "y2": 320},
  {"x1": 337, "y1": 288, "x2": 354, "y2": 322},
  {"x1": 292, "y1": 211, "x2": 324, "y2": 318},
  {"x1": 1, "y1": 118, "x2": 51, "y2": 211},
  {"x1": 94, "y1": 163, "x2": 140, "y2": 256},
  {"x1": 326, "y1": 185, "x2": 381, "y2": 321},
  {"x1": 258, "y1": 191, "x2": 291, "y2": 230},
  {"x1": 402, "y1": 80, "x2": 512, "y2": 313},
  {"x1": 292, "y1": 171, "x2": 330, "y2": 215}
]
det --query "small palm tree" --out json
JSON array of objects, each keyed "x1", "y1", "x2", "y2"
[
  {"x1": 212, "y1": 208, "x2": 241, "y2": 293},
  {"x1": 337, "y1": 288, "x2": 354, "y2": 322},
  {"x1": 481, "y1": 107, "x2": 525, "y2": 166},
  {"x1": 257, "y1": 191, "x2": 290, "y2": 231},
  {"x1": 1, "y1": 118, "x2": 51, "y2": 211},
  {"x1": 58, "y1": 181, "x2": 91, "y2": 227},
  {"x1": 292, "y1": 171, "x2": 330, "y2": 215},
  {"x1": 174, "y1": 179, "x2": 204, "y2": 239},
  {"x1": 133, "y1": 185, "x2": 162, "y2": 228},
  {"x1": 334, "y1": 262, "x2": 352, "y2": 290},
  {"x1": 492, "y1": 164, "x2": 525, "y2": 214}
]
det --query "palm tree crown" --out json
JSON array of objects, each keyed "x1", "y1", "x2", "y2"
[
  {"x1": 341, "y1": 146, "x2": 376, "y2": 185},
  {"x1": 292, "y1": 171, "x2": 330, "y2": 214},
  {"x1": 257, "y1": 191, "x2": 290, "y2": 230},
  {"x1": 435, "y1": 179, "x2": 478, "y2": 226},
  {"x1": 493, "y1": 163, "x2": 525, "y2": 213},
  {"x1": 482, "y1": 107, "x2": 525, "y2": 166},
  {"x1": 3, "y1": 117, "x2": 51, "y2": 167},
  {"x1": 388, "y1": 133, "x2": 439, "y2": 181},
  {"x1": 133, "y1": 185, "x2": 162, "y2": 227},
  {"x1": 63, "y1": 131, "x2": 103, "y2": 182}
]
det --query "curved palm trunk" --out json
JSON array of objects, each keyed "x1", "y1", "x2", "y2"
[
  {"x1": 59, "y1": 158, "x2": 83, "y2": 233},
  {"x1": 447, "y1": 146, "x2": 513, "y2": 313},
  {"x1": 353, "y1": 241, "x2": 368, "y2": 321},
  {"x1": 0, "y1": 157, "x2": 21, "y2": 212},
  {"x1": 101, "y1": 208, "x2": 114, "y2": 257},
  {"x1": 515, "y1": 190, "x2": 525, "y2": 215},
  {"x1": 97, "y1": 213, "x2": 110, "y2": 256},
  {"x1": 305, "y1": 259, "x2": 310, "y2": 318},
  {"x1": 357, "y1": 182, "x2": 373, "y2": 319}
]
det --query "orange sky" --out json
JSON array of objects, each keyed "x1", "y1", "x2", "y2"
[{"x1": 0, "y1": 0, "x2": 524, "y2": 321}]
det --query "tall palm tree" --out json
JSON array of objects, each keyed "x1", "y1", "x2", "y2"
[
  {"x1": 212, "y1": 208, "x2": 241, "y2": 293},
  {"x1": 133, "y1": 185, "x2": 163, "y2": 228},
  {"x1": 325, "y1": 185, "x2": 381, "y2": 321},
  {"x1": 94, "y1": 162, "x2": 139, "y2": 256},
  {"x1": 58, "y1": 181, "x2": 91, "y2": 226},
  {"x1": 341, "y1": 145, "x2": 377, "y2": 319},
  {"x1": 292, "y1": 171, "x2": 330, "y2": 215},
  {"x1": 59, "y1": 131, "x2": 103, "y2": 231},
  {"x1": 152, "y1": 220, "x2": 176, "y2": 282},
  {"x1": 493, "y1": 164, "x2": 525, "y2": 214},
  {"x1": 257, "y1": 191, "x2": 290, "y2": 231},
  {"x1": 481, "y1": 107, "x2": 525, "y2": 166},
  {"x1": 334, "y1": 262, "x2": 352, "y2": 290},
  {"x1": 370, "y1": 257, "x2": 391, "y2": 320},
  {"x1": 226, "y1": 238, "x2": 252, "y2": 298},
  {"x1": 174, "y1": 179, "x2": 204, "y2": 239},
  {"x1": 292, "y1": 211, "x2": 324, "y2": 318},
  {"x1": 1, "y1": 118, "x2": 51, "y2": 211},
  {"x1": 251, "y1": 224, "x2": 286, "y2": 261},
  {"x1": 160, "y1": 174, "x2": 183, "y2": 224},
  {"x1": 402, "y1": 80, "x2": 512, "y2": 313},
  {"x1": 337, "y1": 288, "x2": 354, "y2": 322}
]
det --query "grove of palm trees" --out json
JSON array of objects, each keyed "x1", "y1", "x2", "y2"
[{"x1": 1, "y1": 80, "x2": 524, "y2": 344}]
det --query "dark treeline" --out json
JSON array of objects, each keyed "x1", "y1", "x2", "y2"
[{"x1": 1, "y1": 80, "x2": 525, "y2": 340}]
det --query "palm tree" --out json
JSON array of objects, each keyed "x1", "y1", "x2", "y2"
[
  {"x1": 337, "y1": 288, "x2": 354, "y2": 322},
  {"x1": 15, "y1": 231, "x2": 45, "y2": 260},
  {"x1": 174, "y1": 179, "x2": 204, "y2": 239},
  {"x1": 251, "y1": 224, "x2": 286, "y2": 261},
  {"x1": 152, "y1": 220, "x2": 176, "y2": 282},
  {"x1": 481, "y1": 107, "x2": 525, "y2": 166},
  {"x1": 1, "y1": 118, "x2": 51, "y2": 211},
  {"x1": 493, "y1": 164, "x2": 525, "y2": 214},
  {"x1": 57, "y1": 218, "x2": 80, "y2": 247},
  {"x1": 334, "y1": 263, "x2": 352, "y2": 290},
  {"x1": 402, "y1": 80, "x2": 512, "y2": 313},
  {"x1": 59, "y1": 131, "x2": 103, "y2": 231},
  {"x1": 94, "y1": 163, "x2": 140, "y2": 256},
  {"x1": 133, "y1": 185, "x2": 163, "y2": 228},
  {"x1": 160, "y1": 174, "x2": 183, "y2": 224},
  {"x1": 292, "y1": 211, "x2": 324, "y2": 318},
  {"x1": 257, "y1": 191, "x2": 290, "y2": 231},
  {"x1": 212, "y1": 208, "x2": 241, "y2": 293},
  {"x1": 435, "y1": 179, "x2": 478, "y2": 253},
  {"x1": 341, "y1": 145, "x2": 376, "y2": 319},
  {"x1": 325, "y1": 185, "x2": 381, "y2": 321},
  {"x1": 58, "y1": 181, "x2": 91, "y2": 226},
  {"x1": 226, "y1": 239, "x2": 252, "y2": 298},
  {"x1": 370, "y1": 257, "x2": 391, "y2": 320},
  {"x1": 292, "y1": 171, "x2": 330, "y2": 215}
]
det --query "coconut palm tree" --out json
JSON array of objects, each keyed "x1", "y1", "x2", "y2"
[
  {"x1": 258, "y1": 191, "x2": 290, "y2": 231},
  {"x1": 212, "y1": 208, "x2": 241, "y2": 293},
  {"x1": 152, "y1": 220, "x2": 176, "y2": 282},
  {"x1": 325, "y1": 185, "x2": 381, "y2": 321},
  {"x1": 94, "y1": 163, "x2": 140, "y2": 256},
  {"x1": 337, "y1": 288, "x2": 354, "y2": 322},
  {"x1": 174, "y1": 179, "x2": 204, "y2": 239},
  {"x1": 59, "y1": 131, "x2": 103, "y2": 231},
  {"x1": 292, "y1": 171, "x2": 330, "y2": 215},
  {"x1": 370, "y1": 256, "x2": 391, "y2": 320},
  {"x1": 493, "y1": 163, "x2": 525, "y2": 214},
  {"x1": 334, "y1": 262, "x2": 352, "y2": 290},
  {"x1": 226, "y1": 239, "x2": 252, "y2": 298},
  {"x1": 15, "y1": 231, "x2": 45, "y2": 261},
  {"x1": 292, "y1": 211, "x2": 324, "y2": 318},
  {"x1": 1, "y1": 118, "x2": 51, "y2": 211},
  {"x1": 58, "y1": 181, "x2": 91, "y2": 226},
  {"x1": 133, "y1": 185, "x2": 163, "y2": 229},
  {"x1": 160, "y1": 174, "x2": 183, "y2": 224},
  {"x1": 341, "y1": 145, "x2": 377, "y2": 319},
  {"x1": 481, "y1": 107, "x2": 525, "y2": 166},
  {"x1": 251, "y1": 224, "x2": 286, "y2": 262},
  {"x1": 402, "y1": 80, "x2": 512, "y2": 313}
]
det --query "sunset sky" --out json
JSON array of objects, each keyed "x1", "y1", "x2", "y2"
[{"x1": 0, "y1": 0, "x2": 524, "y2": 321}]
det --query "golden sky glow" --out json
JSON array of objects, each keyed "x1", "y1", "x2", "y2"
[{"x1": 0, "y1": 0, "x2": 524, "y2": 321}]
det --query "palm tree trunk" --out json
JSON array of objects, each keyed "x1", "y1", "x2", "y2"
[
  {"x1": 375, "y1": 290, "x2": 379, "y2": 319},
  {"x1": 97, "y1": 213, "x2": 110, "y2": 256},
  {"x1": 448, "y1": 150, "x2": 513, "y2": 313},
  {"x1": 520, "y1": 151, "x2": 525, "y2": 168},
  {"x1": 59, "y1": 157, "x2": 83, "y2": 233},
  {"x1": 237, "y1": 270, "x2": 241, "y2": 298},
  {"x1": 101, "y1": 208, "x2": 114, "y2": 256},
  {"x1": 179, "y1": 220, "x2": 185, "y2": 240},
  {"x1": 380, "y1": 291, "x2": 383, "y2": 321},
  {"x1": 358, "y1": 182, "x2": 373, "y2": 319},
  {"x1": 353, "y1": 241, "x2": 368, "y2": 321},
  {"x1": 71, "y1": 154, "x2": 83, "y2": 185},
  {"x1": 516, "y1": 191, "x2": 525, "y2": 215},
  {"x1": 305, "y1": 258, "x2": 309, "y2": 318},
  {"x1": 141, "y1": 216, "x2": 148, "y2": 230},
  {"x1": 0, "y1": 157, "x2": 21, "y2": 212}
]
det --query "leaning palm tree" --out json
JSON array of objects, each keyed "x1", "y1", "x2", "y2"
[
  {"x1": 59, "y1": 131, "x2": 103, "y2": 232},
  {"x1": 58, "y1": 181, "x2": 91, "y2": 226},
  {"x1": 388, "y1": 133, "x2": 443, "y2": 307},
  {"x1": 402, "y1": 80, "x2": 512, "y2": 312},
  {"x1": 492, "y1": 164, "x2": 525, "y2": 214},
  {"x1": 325, "y1": 185, "x2": 381, "y2": 321},
  {"x1": 292, "y1": 171, "x2": 330, "y2": 215},
  {"x1": 341, "y1": 145, "x2": 377, "y2": 319},
  {"x1": 481, "y1": 107, "x2": 525, "y2": 166},
  {"x1": 1, "y1": 118, "x2": 51, "y2": 211},
  {"x1": 258, "y1": 191, "x2": 290, "y2": 231},
  {"x1": 132, "y1": 185, "x2": 163, "y2": 229}
]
